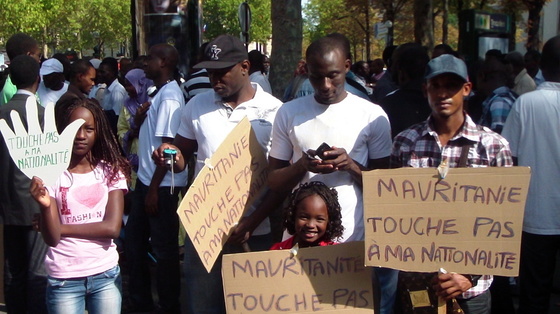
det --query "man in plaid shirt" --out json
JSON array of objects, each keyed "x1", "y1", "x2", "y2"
[
  {"x1": 391, "y1": 54, "x2": 513, "y2": 314},
  {"x1": 477, "y1": 57, "x2": 518, "y2": 134}
]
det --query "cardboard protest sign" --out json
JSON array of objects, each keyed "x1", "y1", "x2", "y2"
[
  {"x1": 177, "y1": 117, "x2": 268, "y2": 272},
  {"x1": 222, "y1": 241, "x2": 374, "y2": 313},
  {"x1": 363, "y1": 167, "x2": 530, "y2": 276},
  {"x1": 0, "y1": 98, "x2": 84, "y2": 186}
]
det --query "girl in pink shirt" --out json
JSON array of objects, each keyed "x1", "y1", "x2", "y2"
[
  {"x1": 30, "y1": 98, "x2": 130, "y2": 314},
  {"x1": 270, "y1": 181, "x2": 344, "y2": 250}
]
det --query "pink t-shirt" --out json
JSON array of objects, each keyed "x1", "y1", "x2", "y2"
[{"x1": 46, "y1": 164, "x2": 127, "y2": 278}]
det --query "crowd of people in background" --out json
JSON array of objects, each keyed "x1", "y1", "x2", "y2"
[{"x1": 0, "y1": 29, "x2": 559, "y2": 314}]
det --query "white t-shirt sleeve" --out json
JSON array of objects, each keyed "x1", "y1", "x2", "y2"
[
  {"x1": 367, "y1": 107, "x2": 392, "y2": 160},
  {"x1": 269, "y1": 105, "x2": 293, "y2": 161},
  {"x1": 177, "y1": 100, "x2": 195, "y2": 140},
  {"x1": 155, "y1": 98, "x2": 182, "y2": 138}
]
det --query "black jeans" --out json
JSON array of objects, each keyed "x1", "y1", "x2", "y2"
[
  {"x1": 124, "y1": 180, "x2": 181, "y2": 313},
  {"x1": 457, "y1": 289, "x2": 491, "y2": 314},
  {"x1": 4, "y1": 225, "x2": 48, "y2": 313}
]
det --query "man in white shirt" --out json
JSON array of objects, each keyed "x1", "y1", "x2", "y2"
[
  {"x1": 125, "y1": 44, "x2": 186, "y2": 313},
  {"x1": 37, "y1": 58, "x2": 68, "y2": 107},
  {"x1": 98, "y1": 57, "x2": 126, "y2": 135},
  {"x1": 154, "y1": 34, "x2": 283, "y2": 314},
  {"x1": 505, "y1": 51, "x2": 536, "y2": 96},
  {"x1": 502, "y1": 35, "x2": 560, "y2": 314},
  {"x1": 248, "y1": 50, "x2": 272, "y2": 93}
]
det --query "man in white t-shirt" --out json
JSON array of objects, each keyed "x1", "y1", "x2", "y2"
[
  {"x1": 124, "y1": 44, "x2": 186, "y2": 313},
  {"x1": 502, "y1": 35, "x2": 560, "y2": 314},
  {"x1": 37, "y1": 58, "x2": 68, "y2": 107},
  {"x1": 267, "y1": 34, "x2": 393, "y2": 313},
  {"x1": 269, "y1": 34, "x2": 392, "y2": 242},
  {"x1": 154, "y1": 34, "x2": 283, "y2": 314}
]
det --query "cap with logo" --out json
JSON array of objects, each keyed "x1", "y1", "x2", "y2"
[
  {"x1": 425, "y1": 54, "x2": 469, "y2": 82},
  {"x1": 193, "y1": 34, "x2": 248, "y2": 70},
  {"x1": 40, "y1": 58, "x2": 64, "y2": 76}
]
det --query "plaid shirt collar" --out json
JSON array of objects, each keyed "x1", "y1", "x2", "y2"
[{"x1": 422, "y1": 112, "x2": 480, "y2": 145}]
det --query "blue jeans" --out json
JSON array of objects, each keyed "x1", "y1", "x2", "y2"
[
  {"x1": 373, "y1": 267, "x2": 398, "y2": 314},
  {"x1": 183, "y1": 233, "x2": 272, "y2": 314},
  {"x1": 46, "y1": 265, "x2": 121, "y2": 314},
  {"x1": 125, "y1": 180, "x2": 181, "y2": 312}
]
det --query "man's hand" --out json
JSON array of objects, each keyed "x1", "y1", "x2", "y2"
[
  {"x1": 432, "y1": 272, "x2": 473, "y2": 300},
  {"x1": 303, "y1": 146, "x2": 360, "y2": 175},
  {"x1": 145, "y1": 187, "x2": 159, "y2": 216},
  {"x1": 32, "y1": 213, "x2": 41, "y2": 232},
  {"x1": 301, "y1": 149, "x2": 336, "y2": 174},
  {"x1": 227, "y1": 217, "x2": 254, "y2": 245},
  {"x1": 153, "y1": 143, "x2": 182, "y2": 168},
  {"x1": 0, "y1": 99, "x2": 84, "y2": 186},
  {"x1": 134, "y1": 101, "x2": 150, "y2": 127},
  {"x1": 320, "y1": 146, "x2": 359, "y2": 172}
]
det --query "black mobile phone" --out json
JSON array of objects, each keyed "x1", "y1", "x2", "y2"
[{"x1": 315, "y1": 142, "x2": 331, "y2": 159}]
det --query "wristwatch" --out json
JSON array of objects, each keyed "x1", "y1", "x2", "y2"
[{"x1": 464, "y1": 274, "x2": 481, "y2": 287}]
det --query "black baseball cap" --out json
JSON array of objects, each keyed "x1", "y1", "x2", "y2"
[{"x1": 193, "y1": 35, "x2": 248, "y2": 70}]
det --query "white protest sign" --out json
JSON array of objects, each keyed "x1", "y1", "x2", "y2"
[{"x1": 0, "y1": 98, "x2": 84, "y2": 186}]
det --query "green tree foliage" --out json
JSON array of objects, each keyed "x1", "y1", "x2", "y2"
[
  {"x1": 0, "y1": 0, "x2": 47, "y2": 37},
  {"x1": 202, "y1": 0, "x2": 271, "y2": 44},
  {"x1": 0, "y1": 0, "x2": 131, "y2": 57},
  {"x1": 304, "y1": 0, "x2": 347, "y2": 42},
  {"x1": 304, "y1": 0, "x2": 415, "y2": 59},
  {"x1": 304, "y1": 0, "x2": 372, "y2": 59}
]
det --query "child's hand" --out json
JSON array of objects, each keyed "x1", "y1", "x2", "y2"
[{"x1": 29, "y1": 176, "x2": 51, "y2": 209}]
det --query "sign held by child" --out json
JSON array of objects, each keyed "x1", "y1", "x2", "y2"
[
  {"x1": 0, "y1": 98, "x2": 84, "y2": 186},
  {"x1": 222, "y1": 241, "x2": 374, "y2": 313}
]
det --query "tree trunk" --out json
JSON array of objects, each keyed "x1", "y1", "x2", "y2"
[
  {"x1": 414, "y1": 0, "x2": 434, "y2": 49},
  {"x1": 364, "y1": 0, "x2": 371, "y2": 60},
  {"x1": 384, "y1": 7, "x2": 395, "y2": 47},
  {"x1": 524, "y1": 0, "x2": 545, "y2": 51},
  {"x1": 270, "y1": 0, "x2": 303, "y2": 99},
  {"x1": 442, "y1": 0, "x2": 449, "y2": 44},
  {"x1": 43, "y1": 26, "x2": 49, "y2": 58}
]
